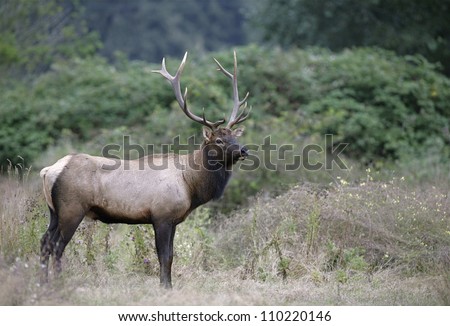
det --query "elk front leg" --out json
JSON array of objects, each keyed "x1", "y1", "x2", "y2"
[{"x1": 153, "y1": 222, "x2": 176, "y2": 289}]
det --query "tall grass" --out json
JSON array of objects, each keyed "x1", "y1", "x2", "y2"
[
  {"x1": 211, "y1": 176, "x2": 450, "y2": 304},
  {"x1": 0, "y1": 169, "x2": 449, "y2": 305}
]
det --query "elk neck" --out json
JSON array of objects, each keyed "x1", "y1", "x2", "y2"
[{"x1": 182, "y1": 144, "x2": 232, "y2": 209}]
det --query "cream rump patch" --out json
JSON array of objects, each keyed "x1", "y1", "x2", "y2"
[{"x1": 40, "y1": 154, "x2": 74, "y2": 211}]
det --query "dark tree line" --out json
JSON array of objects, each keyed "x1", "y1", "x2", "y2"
[
  {"x1": 254, "y1": 0, "x2": 450, "y2": 74},
  {"x1": 1, "y1": 0, "x2": 450, "y2": 77},
  {"x1": 80, "y1": 0, "x2": 252, "y2": 62}
]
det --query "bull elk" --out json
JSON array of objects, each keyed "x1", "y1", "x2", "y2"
[{"x1": 39, "y1": 51, "x2": 250, "y2": 288}]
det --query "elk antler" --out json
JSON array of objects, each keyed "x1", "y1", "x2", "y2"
[
  {"x1": 152, "y1": 52, "x2": 225, "y2": 130},
  {"x1": 213, "y1": 50, "x2": 250, "y2": 129}
]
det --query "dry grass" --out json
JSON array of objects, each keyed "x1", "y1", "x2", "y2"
[
  {"x1": 0, "y1": 172, "x2": 449, "y2": 306},
  {"x1": 0, "y1": 261, "x2": 446, "y2": 305}
]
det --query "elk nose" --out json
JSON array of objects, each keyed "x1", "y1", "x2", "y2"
[{"x1": 240, "y1": 146, "x2": 249, "y2": 158}]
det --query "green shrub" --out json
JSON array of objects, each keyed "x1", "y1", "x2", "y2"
[
  {"x1": 304, "y1": 48, "x2": 450, "y2": 164},
  {"x1": 1, "y1": 45, "x2": 449, "y2": 203},
  {"x1": 231, "y1": 46, "x2": 450, "y2": 164},
  {"x1": 0, "y1": 57, "x2": 170, "y2": 165}
]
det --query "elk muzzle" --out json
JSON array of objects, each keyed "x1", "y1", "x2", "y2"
[{"x1": 239, "y1": 146, "x2": 249, "y2": 160}]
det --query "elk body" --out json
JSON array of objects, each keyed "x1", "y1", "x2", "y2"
[{"x1": 40, "y1": 51, "x2": 250, "y2": 288}]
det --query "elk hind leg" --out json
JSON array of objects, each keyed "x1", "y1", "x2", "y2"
[
  {"x1": 40, "y1": 207, "x2": 58, "y2": 283},
  {"x1": 51, "y1": 204, "x2": 85, "y2": 277}
]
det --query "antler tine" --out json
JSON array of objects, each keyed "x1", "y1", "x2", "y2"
[
  {"x1": 153, "y1": 52, "x2": 225, "y2": 129},
  {"x1": 232, "y1": 105, "x2": 252, "y2": 125},
  {"x1": 213, "y1": 50, "x2": 250, "y2": 129}
]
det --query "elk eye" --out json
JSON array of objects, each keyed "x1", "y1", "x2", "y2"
[{"x1": 215, "y1": 138, "x2": 224, "y2": 145}]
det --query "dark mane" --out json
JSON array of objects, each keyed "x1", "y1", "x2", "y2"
[{"x1": 185, "y1": 148, "x2": 232, "y2": 210}]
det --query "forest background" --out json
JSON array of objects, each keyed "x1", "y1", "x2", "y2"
[{"x1": 0, "y1": 0, "x2": 449, "y2": 305}]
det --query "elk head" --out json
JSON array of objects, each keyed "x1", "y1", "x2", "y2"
[{"x1": 153, "y1": 51, "x2": 250, "y2": 170}]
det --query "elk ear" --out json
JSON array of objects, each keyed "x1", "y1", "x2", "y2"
[
  {"x1": 232, "y1": 127, "x2": 245, "y2": 137},
  {"x1": 202, "y1": 127, "x2": 214, "y2": 141}
]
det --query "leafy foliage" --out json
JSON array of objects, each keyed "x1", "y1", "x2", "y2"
[
  {"x1": 224, "y1": 46, "x2": 450, "y2": 165},
  {"x1": 1, "y1": 45, "x2": 449, "y2": 179},
  {"x1": 302, "y1": 48, "x2": 450, "y2": 164},
  {"x1": 0, "y1": 0, "x2": 100, "y2": 80}
]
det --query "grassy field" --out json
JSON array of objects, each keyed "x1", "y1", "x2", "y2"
[{"x1": 0, "y1": 169, "x2": 449, "y2": 306}]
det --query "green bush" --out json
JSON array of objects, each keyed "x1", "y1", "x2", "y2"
[
  {"x1": 1, "y1": 45, "x2": 449, "y2": 186},
  {"x1": 236, "y1": 46, "x2": 450, "y2": 164},
  {"x1": 0, "y1": 57, "x2": 170, "y2": 165},
  {"x1": 304, "y1": 48, "x2": 450, "y2": 164}
]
